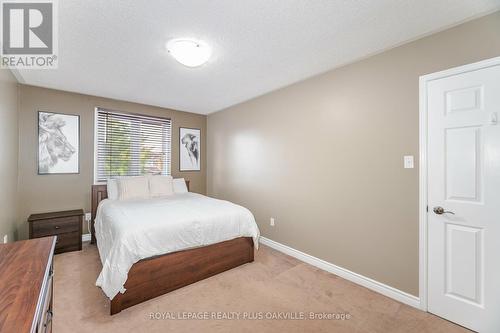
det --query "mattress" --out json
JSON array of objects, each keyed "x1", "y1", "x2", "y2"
[{"x1": 94, "y1": 192, "x2": 260, "y2": 299}]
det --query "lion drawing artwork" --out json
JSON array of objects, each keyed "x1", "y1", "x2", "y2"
[{"x1": 38, "y1": 113, "x2": 77, "y2": 173}]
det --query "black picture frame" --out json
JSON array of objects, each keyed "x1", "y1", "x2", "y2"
[{"x1": 179, "y1": 127, "x2": 201, "y2": 172}]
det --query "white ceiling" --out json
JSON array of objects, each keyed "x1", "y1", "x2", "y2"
[{"x1": 16, "y1": 0, "x2": 500, "y2": 114}]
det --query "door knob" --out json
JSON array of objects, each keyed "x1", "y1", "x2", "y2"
[{"x1": 433, "y1": 206, "x2": 455, "y2": 215}]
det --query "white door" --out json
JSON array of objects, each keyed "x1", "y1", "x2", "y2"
[{"x1": 427, "y1": 61, "x2": 500, "y2": 332}]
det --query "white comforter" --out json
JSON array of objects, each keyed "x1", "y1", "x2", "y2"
[{"x1": 95, "y1": 192, "x2": 260, "y2": 299}]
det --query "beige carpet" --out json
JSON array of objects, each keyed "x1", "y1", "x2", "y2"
[{"x1": 53, "y1": 243, "x2": 470, "y2": 333}]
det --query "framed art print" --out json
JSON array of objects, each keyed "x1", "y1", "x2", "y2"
[
  {"x1": 38, "y1": 111, "x2": 80, "y2": 174},
  {"x1": 179, "y1": 127, "x2": 201, "y2": 171}
]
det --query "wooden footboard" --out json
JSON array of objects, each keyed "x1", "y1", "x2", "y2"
[{"x1": 110, "y1": 237, "x2": 254, "y2": 315}]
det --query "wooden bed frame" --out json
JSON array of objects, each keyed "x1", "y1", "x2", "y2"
[{"x1": 91, "y1": 182, "x2": 254, "y2": 315}]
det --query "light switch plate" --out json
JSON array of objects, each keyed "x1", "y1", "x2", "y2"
[{"x1": 404, "y1": 155, "x2": 414, "y2": 169}]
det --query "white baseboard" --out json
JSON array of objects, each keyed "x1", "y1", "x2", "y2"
[
  {"x1": 82, "y1": 233, "x2": 91, "y2": 242},
  {"x1": 259, "y1": 236, "x2": 420, "y2": 309}
]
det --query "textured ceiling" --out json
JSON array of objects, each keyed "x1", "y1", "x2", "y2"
[{"x1": 15, "y1": 0, "x2": 500, "y2": 114}]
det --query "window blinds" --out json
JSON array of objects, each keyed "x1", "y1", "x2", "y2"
[{"x1": 95, "y1": 108, "x2": 171, "y2": 182}]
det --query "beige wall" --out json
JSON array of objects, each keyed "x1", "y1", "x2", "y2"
[
  {"x1": 0, "y1": 69, "x2": 19, "y2": 242},
  {"x1": 18, "y1": 85, "x2": 206, "y2": 239},
  {"x1": 207, "y1": 12, "x2": 500, "y2": 296}
]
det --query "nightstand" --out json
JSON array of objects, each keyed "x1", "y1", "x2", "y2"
[{"x1": 28, "y1": 209, "x2": 83, "y2": 254}]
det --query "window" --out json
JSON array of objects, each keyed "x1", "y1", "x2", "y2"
[{"x1": 95, "y1": 108, "x2": 171, "y2": 182}]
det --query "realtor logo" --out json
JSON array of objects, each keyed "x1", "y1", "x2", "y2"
[{"x1": 1, "y1": 0, "x2": 58, "y2": 68}]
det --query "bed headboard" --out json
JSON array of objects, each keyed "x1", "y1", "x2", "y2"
[{"x1": 90, "y1": 180, "x2": 190, "y2": 244}]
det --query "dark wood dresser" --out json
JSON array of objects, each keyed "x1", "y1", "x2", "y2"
[
  {"x1": 0, "y1": 237, "x2": 56, "y2": 333},
  {"x1": 28, "y1": 209, "x2": 83, "y2": 254}
]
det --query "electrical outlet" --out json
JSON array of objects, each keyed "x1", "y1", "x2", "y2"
[
  {"x1": 404, "y1": 155, "x2": 414, "y2": 169},
  {"x1": 270, "y1": 218, "x2": 275, "y2": 227},
  {"x1": 3, "y1": 235, "x2": 8, "y2": 244},
  {"x1": 85, "y1": 213, "x2": 92, "y2": 222}
]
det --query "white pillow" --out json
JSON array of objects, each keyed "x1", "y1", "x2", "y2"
[
  {"x1": 117, "y1": 176, "x2": 149, "y2": 200},
  {"x1": 173, "y1": 178, "x2": 188, "y2": 193},
  {"x1": 107, "y1": 179, "x2": 119, "y2": 200},
  {"x1": 149, "y1": 175, "x2": 174, "y2": 197}
]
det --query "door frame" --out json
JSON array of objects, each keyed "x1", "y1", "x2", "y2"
[{"x1": 418, "y1": 55, "x2": 500, "y2": 312}]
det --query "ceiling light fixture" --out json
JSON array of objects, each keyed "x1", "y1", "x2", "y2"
[{"x1": 166, "y1": 39, "x2": 211, "y2": 68}]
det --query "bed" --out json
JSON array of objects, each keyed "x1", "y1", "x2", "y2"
[{"x1": 90, "y1": 180, "x2": 259, "y2": 315}]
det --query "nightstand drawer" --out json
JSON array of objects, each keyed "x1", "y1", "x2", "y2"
[
  {"x1": 32, "y1": 217, "x2": 80, "y2": 237},
  {"x1": 55, "y1": 231, "x2": 80, "y2": 254},
  {"x1": 29, "y1": 209, "x2": 83, "y2": 254}
]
